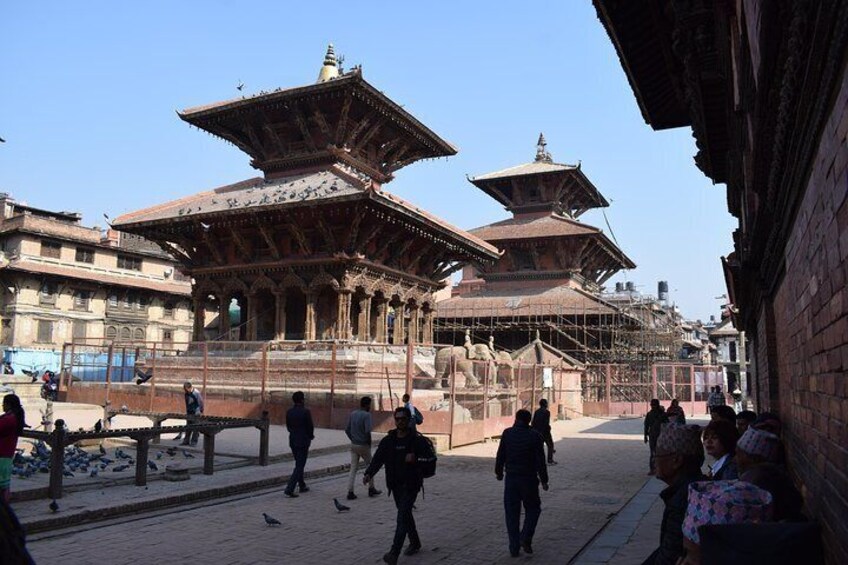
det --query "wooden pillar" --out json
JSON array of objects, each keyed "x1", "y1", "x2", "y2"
[
  {"x1": 336, "y1": 290, "x2": 347, "y2": 341},
  {"x1": 48, "y1": 420, "x2": 66, "y2": 499},
  {"x1": 375, "y1": 298, "x2": 388, "y2": 343},
  {"x1": 407, "y1": 304, "x2": 420, "y2": 346},
  {"x1": 203, "y1": 431, "x2": 215, "y2": 475},
  {"x1": 274, "y1": 291, "x2": 286, "y2": 341},
  {"x1": 246, "y1": 292, "x2": 258, "y2": 341},
  {"x1": 259, "y1": 410, "x2": 270, "y2": 466},
  {"x1": 218, "y1": 295, "x2": 230, "y2": 341},
  {"x1": 422, "y1": 308, "x2": 433, "y2": 345},
  {"x1": 135, "y1": 436, "x2": 150, "y2": 486},
  {"x1": 305, "y1": 293, "x2": 316, "y2": 341},
  {"x1": 358, "y1": 294, "x2": 371, "y2": 341},
  {"x1": 192, "y1": 297, "x2": 205, "y2": 341},
  {"x1": 392, "y1": 302, "x2": 405, "y2": 344}
]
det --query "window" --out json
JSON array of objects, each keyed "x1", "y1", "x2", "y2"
[
  {"x1": 36, "y1": 320, "x2": 53, "y2": 343},
  {"x1": 73, "y1": 290, "x2": 91, "y2": 311},
  {"x1": 75, "y1": 247, "x2": 95, "y2": 263},
  {"x1": 123, "y1": 293, "x2": 134, "y2": 309},
  {"x1": 108, "y1": 293, "x2": 118, "y2": 307},
  {"x1": 120, "y1": 327, "x2": 131, "y2": 340},
  {"x1": 510, "y1": 248, "x2": 535, "y2": 270},
  {"x1": 39, "y1": 282, "x2": 58, "y2": 305},
  {"x1": 162, "y1": 329, "x2": 173, "y2": 343},
  {"x1": 106, "y1": 326, "x2": 117, "y2": 340},
  {"x1": 117, "y1": 254, "x2": 142, "y2": 271},
  {"x1": 163, "y1": 301, "x2": 175, "y2": 319},
  {"x1": 134, "y1": 328, "x2": 145, "y2": 341},
  {"x1": 40, "y1": 240, "x2": 61, "y2": 259},
  {"x1": 729, "y1": 341, "x2": 737, "y2": 363},
  {"x1": 72, "y1": 320, "x2": 87, "y2": 340}
]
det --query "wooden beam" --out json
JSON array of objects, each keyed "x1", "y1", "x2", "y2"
[
  {"x1": 345, "y1": 115, "x2": 373, "y2": 148},
  {"x1": 292, "y1": 104, "x2": 317, "y2": 152},
  {"x1": 258, "y1": 108, "x2": 284, "y2": 158},
  {"x1": 346, "y1": 211, "x2": 363, "y2": 251},
  {"x1": 386, "y1": 150, "x2": 425, "y2": 173},
  {"x1": 258, "y1": 225, "x2": 281, "y2": 260},
  {"x1": 229, "y1": 228, "x2": 251, "y2": 257},
  {"x1": 354, "y1": 222, "x2": 382, "y2": 254},
  {"x1": 376, "y1": 137, "x2": 404, "y2": 162},
  {"x1": 353, "y1": 121, "x2": 382, "y2": 154},
  {"x1": 240, "y1": 116, "x2": 268, "y2": 161},
  {"x1": 372, "y1": 230, "x2": 403, "y2": 262},
  {"x1": 201, "y1": 229, "x2": 226, "y2": 265},
  {"x1": 309, "y1": 99, "x2": 332, "y2": 139},
  {"x1": 286, "y1": 223, "x2": 311, "y2": 255},
  {"x1": 386, "y1": 237, "x2": 416, "y2": 268},
  {"x1": 335, "y1": 94, "x2": 352, "y2": 145},
  {"x1": 316, "y1": 217, "x2": 337, "y2": 250}
]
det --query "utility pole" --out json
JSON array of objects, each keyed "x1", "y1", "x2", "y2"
[{"x1": 737, "y1": 330, "x2": 748, "y2": 410}]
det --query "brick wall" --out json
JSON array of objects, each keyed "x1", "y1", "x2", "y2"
[{"x1": 769, "y1": 64, "x2": 848, "y2": 563}]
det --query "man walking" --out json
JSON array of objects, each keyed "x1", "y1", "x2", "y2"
[
  {"x1": 531, "y1": 399, "x2": 557, "y2": 465},
  {"x1": 644, "y1": 399, "x2": 667, "y2": 475},
  {"x1": 345, "y1": 396, "x2": 382, "y2": 500},
  {"x1": 402, "y1": 393, "x2": 423, "y2": 432},
  {"x1": 284, "y1": 391, "x2": 314, "y2": 498},
  {"x1": 364, "y1": 407, "x2": 431, "y2": 564},
  {"x1": 180, "y1": 382, "x2": 203, "y2": 446},
  {"x1": 495, "y1": 409, "x2": 549, "y2": 557}
]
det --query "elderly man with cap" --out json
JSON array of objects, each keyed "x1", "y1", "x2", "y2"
[
  {"x1": 678, "y1": 480, "x2": 773, "y2": 564},
  {"x1": 641, "y1": 423, "x2": 706, "y2": 565},
  {"x1": 735, "y1": 427, "x2": 781, "y2": 474}
]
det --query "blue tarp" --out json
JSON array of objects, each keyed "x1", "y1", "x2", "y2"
[{"x1": 3, "y1": 348, "x2": 137, "y2": 383}]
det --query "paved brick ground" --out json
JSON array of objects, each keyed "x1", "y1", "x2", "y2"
[{"x1": 26, "y1": 417, "x2": 650, "y2": 565}]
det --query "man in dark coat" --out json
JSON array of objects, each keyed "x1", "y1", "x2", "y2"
[
  {"x1": 284, "y1": 391, "x2": 314, "y2": 497},
  {"x1": 644, "y1": 399, "x2": 667, "y2": 474},
  {"x1": 641, "y1": 423, "x2": 706, "y2": 565},
  {"x1": 531, "y1": 398, "x2": 556, "y2": 464},
  {"x1": 364, "y1": 406, "x2": 432, "y2": 565},
  {"x1": 181, "y1": 382, "x2": 204, "y2": 446},
  {"x1": 496, "y1": 409, "x2": 549, "y2": 557}
]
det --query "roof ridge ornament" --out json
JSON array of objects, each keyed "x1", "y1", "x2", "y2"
[
  {"x1": 317, "y1": 43, "x2": 340, "y2": 83},
  {"x1": 535, "y1": 132, "x2": 553, "y2": 163}
]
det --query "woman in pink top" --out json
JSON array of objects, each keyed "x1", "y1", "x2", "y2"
[{"x1": 0, "y1": 394, "x2": 26, "y2": 502}]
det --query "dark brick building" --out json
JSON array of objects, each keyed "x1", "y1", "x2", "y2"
[{"x1": 595, "y1": 1, "x2": 848, "y2": 561}]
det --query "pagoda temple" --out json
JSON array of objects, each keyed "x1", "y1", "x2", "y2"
[
  {"x1": 113, "y1": 46, "x2": 499, "y2": 346},
  {"x1": 435, "y1": 136, "x2": 658, "y2": 362}
]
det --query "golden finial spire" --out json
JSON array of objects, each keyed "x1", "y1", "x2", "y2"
[
  {"x1": 535, "y1": 133, "x2": 552, "y2": 163},
  {"x1": 317, "y1": 43, "x2": 340, "y2": 83}
]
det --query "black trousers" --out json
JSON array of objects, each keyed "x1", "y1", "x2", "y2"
[
  {"x1": 285, "y1": 446, "x2": 309, "y2": 493},
  {"x1": 391, "y1": 488, "x2": 420, "y2": 554},
  {"x1": 541, "y1": 431, "x2": 555, "y2": 462},
  {"x1": 504, "y1": 474, "x2": 541, "y2": 554}
]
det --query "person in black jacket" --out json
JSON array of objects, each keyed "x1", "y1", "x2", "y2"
[
  {"x1": 644, "y1": 399, "x2": 668, "y2": 474},
  {"x1": 531, "y1": 399, "x2": 556, "y2": 465},
  {"x1": 284, "y1": 391, "x2": 314, "y2": 497},
  {"x1": 495, "y1": 409, "x2": 549, "y2": 557},
  {"x1": 363, "y1": 406, "x2": 430, "y2": 565}
]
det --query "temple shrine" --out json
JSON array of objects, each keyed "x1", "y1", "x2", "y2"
[
  {"x1": 435, "y1": 136, "x2": 677, "y2": 363},
  {"x1": 113, "y1": 46, "x2": 499, "y2": 347}
]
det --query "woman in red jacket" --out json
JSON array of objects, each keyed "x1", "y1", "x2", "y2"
[{"x1": 0, "y1": 394, "x2": 26, "y2": 502}]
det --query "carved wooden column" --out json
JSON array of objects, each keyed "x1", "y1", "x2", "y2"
[
  {"x1": 192, "y1": 297, "x2": 205, "y2": 342},
  {"x1": 407, "y1": 304, "x2": 420, "y2": 345},
  {"x1": 273, "y1": 291, "x2": 286, "y2": 341},
  {"x1": 246, "y1": 293, "x2": 258, "y2": 341},
  {"x1": 392, "y1": 302, "x2": 405, "y2": 344},
  {"x1": 357, "y1": 294, "x2": 372, "y2": 341},
  {"x1": 218, "y1": 295, "x2": 230, "y2": 341},
  {"x1": 305, "y1": 292, "x2": 316, "y2": 341},
  {"x1": 421, "y1": 308, "x2": 433, "y2": 345},
  {"x1": 374, "y1": 298, "x2": 388, "y2": 343}
]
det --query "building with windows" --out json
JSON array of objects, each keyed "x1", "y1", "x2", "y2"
[{"x1": 0, "y1": 193, "x2": 195, "y2": 364}]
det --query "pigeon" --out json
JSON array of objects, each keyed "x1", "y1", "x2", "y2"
[
  {"x1": 156, "y1": 451, "x2": 163, "y2": 460},
  {"x1": 237, "y1": 81, "x2": 245, "y2": 92},
  {"x1": 63, "y1": 470, "x2": 74, "y2": 478},
  {"x1": 147, "y1": 461, "x2": 158, "y2": 471},
  {"x1": 333, "y1": 498, "x2": 350, "y2": 512},
  {"x1": 90, "y1": 469, "x2": 98, "y2": 478},
  {"x1": 100, "y1": 457, "x2": 113, "y2": 465},
  {"x1": 182, "y1": 450, "x2": 194, "y2": 459},
  {"x1": 263, "y1": 513, "x2": 281, "y2": 526},
  {"x1": 94, "y1": 419, "x2": 103, "y2": 433},
  {"x1": 49, "y1": 500, "x2": 59, "y2": 513},
  {"x1": 99, "y1": 444, "x2": 106, "y2": 455},
  {"x1": 113, "y1": 464, "x2": 129, "y2": 472}
]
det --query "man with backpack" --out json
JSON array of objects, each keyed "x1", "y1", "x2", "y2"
[
  {"x1": 495, "y1": 409, "x2": 549, "y2": 557},
  {"x1": 402, "y1": 393, "x2": 424, "y2": 431},
  {"x1": 363, "y1": 406, "x2": 437, "y2": 565}
]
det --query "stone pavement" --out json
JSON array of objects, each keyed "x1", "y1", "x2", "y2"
[{"x1": 24, "y1": 416, "x2": 655, "y2": 565}]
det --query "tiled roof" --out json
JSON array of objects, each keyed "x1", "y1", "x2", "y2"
[
  {"x1": 435, "y1": 284, "x2": 618, "y2": 317},
  {"x1": 471, "y1": 161, "x2": 577, "y2": 181},
  {"x1": 7, "y1": 259, "x2": 191, "y2": 295},
  {"x1": 470, "y1": 213, "x2": 600, "y2": 241},
  {"x1": 113, "y1": 169, "x2": 367, "y2": 227},
  {"x1": 372, "y1": 191, "x2": 500, "y2": 257}
]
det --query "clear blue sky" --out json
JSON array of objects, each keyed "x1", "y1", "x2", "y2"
[{"x1": 0, "y1": 1, "x2": 737, "y2": 321}]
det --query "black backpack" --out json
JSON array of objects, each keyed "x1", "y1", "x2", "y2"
[{"x1": 415, "y1": 433, "x2": 438, "y2": 479}]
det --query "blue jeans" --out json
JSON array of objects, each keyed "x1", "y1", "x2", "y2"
[
  {"x1": 285, "y1": 446, "x2": 309, "y2": 493},
  {"x1": 391, "y1": 488, "x2": 420, "y2": 554},
  {"x1": 504, "y1": 474, "x2": 541, "y2": 554}
]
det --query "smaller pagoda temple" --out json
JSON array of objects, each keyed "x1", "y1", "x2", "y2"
[{"x1": 436, "y1": 135, "x2": 650, "y2": 362}]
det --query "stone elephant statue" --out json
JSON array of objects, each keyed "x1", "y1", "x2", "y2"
[{"x1": 433, "y1": 345, "x2": 491, "y2": 388}]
